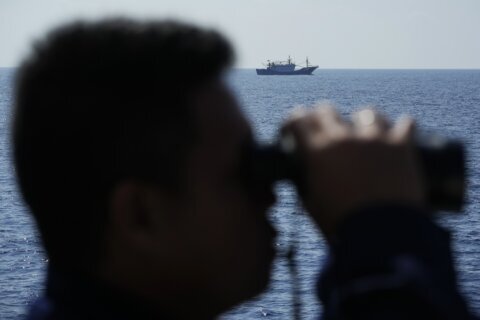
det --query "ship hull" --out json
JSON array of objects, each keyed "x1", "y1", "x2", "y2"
[{"x1": 256, "y1": 66, "x2": 318, "y2": 75}]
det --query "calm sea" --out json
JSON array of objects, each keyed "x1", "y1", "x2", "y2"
[{"x1": 1, "y1": 68, "x2": 480, "y2": 319}]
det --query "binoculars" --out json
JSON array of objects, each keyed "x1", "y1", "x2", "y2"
[{"x1": 242, "y1": 133, "x2": 466, "y2": 212}]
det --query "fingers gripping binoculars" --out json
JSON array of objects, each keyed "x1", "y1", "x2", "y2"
[{"x1": 242, "y1": 134, "x2": 466, "y2": 212}]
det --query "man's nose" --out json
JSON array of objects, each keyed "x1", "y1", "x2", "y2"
[{"x1": 250, "y1": 183, "x2": 276, "y2": 209}]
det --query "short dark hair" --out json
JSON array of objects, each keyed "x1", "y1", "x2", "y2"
[{"x1": 12, "y1": 18, "x2": 233, "y2": 268}]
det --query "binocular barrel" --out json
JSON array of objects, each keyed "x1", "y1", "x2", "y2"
[{"x1": 245, "y1": 134, "x2": 466, "y2": 212}]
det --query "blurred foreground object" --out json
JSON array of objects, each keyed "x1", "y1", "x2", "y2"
[{"x1": 244, "y1": 112, "x2": 465, "y2": 212}]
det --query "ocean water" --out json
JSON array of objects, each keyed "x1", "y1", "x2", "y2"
[{"x1": 1, "y1": 68, "x2": 480, "y2": 319}]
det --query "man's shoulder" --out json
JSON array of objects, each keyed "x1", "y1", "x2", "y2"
[{"x1": 26, "y1": 297, "x2": 58, "y2": 320}]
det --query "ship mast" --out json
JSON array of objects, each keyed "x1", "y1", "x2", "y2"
[{"x1": 306, "y1": 57, "x2": 309, "y2": 67}]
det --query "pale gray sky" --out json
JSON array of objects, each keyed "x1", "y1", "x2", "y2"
[{"x1": 1, "y1": 0, "x2": 479, "y2": 68}]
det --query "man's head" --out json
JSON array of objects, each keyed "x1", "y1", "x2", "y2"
[{"x1": 13, "y1": 19, "x2": 276, "y2": 315}]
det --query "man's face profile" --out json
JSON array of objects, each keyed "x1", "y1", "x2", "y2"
[
  {"x1": 180, "y1": 80, "x2": 277, "y2": 302},
  {"x1": 105, "y1": 80, "x2": 277, "y2": 312}
]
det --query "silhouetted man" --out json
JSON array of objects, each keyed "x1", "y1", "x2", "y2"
[{"x1": 13, "y1": 19, "x2": 473, "y2": 319}]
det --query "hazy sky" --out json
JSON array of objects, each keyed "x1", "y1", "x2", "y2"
[{"x1": 1, "y1": 0, "x2": 479, "y2": 68}]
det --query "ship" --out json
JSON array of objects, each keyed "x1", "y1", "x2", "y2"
[{"x1": 256, "y1": 56, "x2": 318, "y2": 75}]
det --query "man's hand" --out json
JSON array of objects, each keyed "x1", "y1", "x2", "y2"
[{"x1": 282, "y1": 106, "x2": 426, "y2": 241}]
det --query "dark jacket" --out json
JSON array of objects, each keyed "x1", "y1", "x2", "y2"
[
  {"x1": 318, "y1": 205, "x2": 473, "y2": 320},
  {"x1": 27, "y1": 206, "x2": 474, "y2": 319}
]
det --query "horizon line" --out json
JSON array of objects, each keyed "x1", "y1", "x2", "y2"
[
  {"x1": 1, "y1": 66, "x2": 479, "y2": 70},
  {"x1": 235, "y1": 67, "x2": 480, "y2": 70}
]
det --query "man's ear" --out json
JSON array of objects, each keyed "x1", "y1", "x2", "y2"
[{"x1": 108, "y1": 181, "x2": 175, "y2": 249}]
